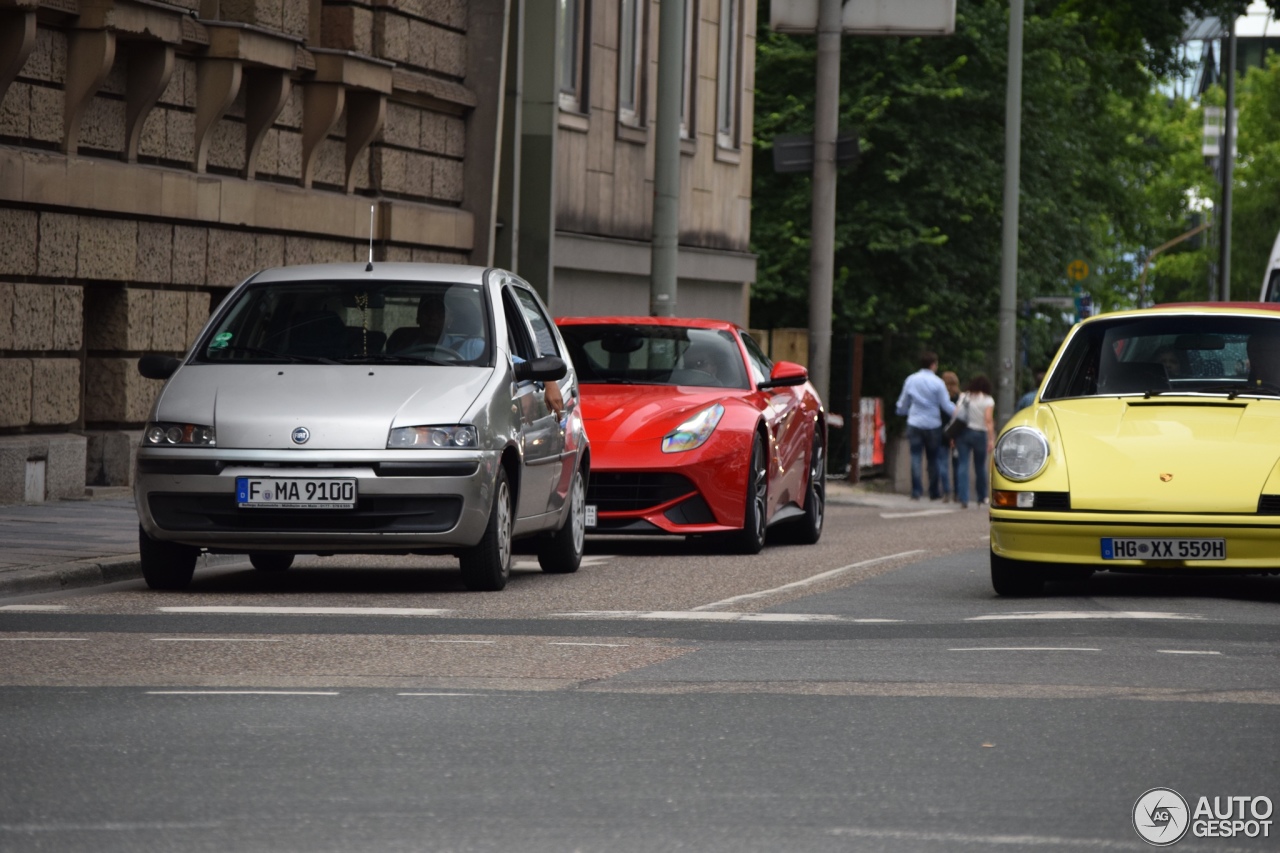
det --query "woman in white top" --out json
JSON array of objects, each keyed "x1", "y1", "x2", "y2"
[{"x1": 953, "y1": 374, "x2": 996, "y2": 508}]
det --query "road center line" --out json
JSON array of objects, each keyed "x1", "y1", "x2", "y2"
[
  {"x1": 949, "y1": 647, "x2": 1102, "y2": 652},
  {"x1": 1158, "y1": 649, "x2": 1222, "y2": 655},
  {"x1": 691, "y1": 550, "x2": 927, "y2": 611},
  {"x1": 548, "y1": 642, "x2": 629, "y2": 647},
  {"x1": 0, "y1": 637, "x2": 87, "y2": 641},
  {"x1": 968, "y1": 611, "x2": 1201, "y2": 621},
  {"x1": 0, "y1": 605, "x2": 69, "y2": 611},
  {"x1": 150, "y1": 638, "x2": 282, "y2": 642},
  {"x1": 145, "y1": 691, "x2": 339, "y2": 696},
  {"x1": 157, "y1": 606, "x2": 454, "y2": 616}
]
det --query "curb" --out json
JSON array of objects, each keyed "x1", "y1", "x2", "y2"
[{"x1": 0, "y1": 555, "x2": 143, "y2": 598}]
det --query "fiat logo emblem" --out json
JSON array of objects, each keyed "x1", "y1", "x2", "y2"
[{"x1": 291, "y1": 427, "x2": 310, "y2": 445}]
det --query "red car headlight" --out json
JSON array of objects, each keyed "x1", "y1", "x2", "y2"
[{"x1": 661, "y1": 404, "x2": 725, "y2": 453}]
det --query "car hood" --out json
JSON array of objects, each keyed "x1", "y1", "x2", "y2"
[
  {"x1": 1051, "y1": 398, "x2": 1280, "y2": 512},
  {"x1": 155, "y1": 364, "x2": 493, "y2": 449},
  {"x1": 578, "y1": 385, "x2": 743, "y2": 442}
]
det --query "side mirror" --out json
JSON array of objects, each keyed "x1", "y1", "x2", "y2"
[
  {"x1": 137, "y1": 354, "x2": 181, "y2": 380},
  {"x1": 514, "y1": 355, "x2": 568, "y2": 383},
  {"x1": 759, "y1": 360, "x2": 807, "y2": 389}
]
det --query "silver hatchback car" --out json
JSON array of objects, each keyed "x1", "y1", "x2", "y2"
[{"x1": 134, "y1": 263, "x2": 588, "y2": 591}]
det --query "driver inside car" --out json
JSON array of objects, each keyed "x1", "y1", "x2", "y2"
[
  {"x1": 1247, "y1": 333, "x2": 1280, "y2": 390},
  {"x1": 388, "y1": 292, "x2": 484, "y2": 359}
]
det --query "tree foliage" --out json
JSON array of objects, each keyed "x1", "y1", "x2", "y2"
[{"x1": 750, "y1": 0, "x2": 1279, "y2": 403}]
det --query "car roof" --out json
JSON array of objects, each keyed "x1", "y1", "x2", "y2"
[
  {"x1": 1081, "y1": 302, "x2": 1280, "y2": 323},
  {"x1": 554, "y1": 315, "x2": 743, "y2": 332},
  {"x1": 248, "y1": 263, "x2": 492, "y2": 285}
]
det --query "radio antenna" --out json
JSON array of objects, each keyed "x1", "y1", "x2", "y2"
[{"x1": 365, "y1": 204, "x2": 375, "y2": 271}]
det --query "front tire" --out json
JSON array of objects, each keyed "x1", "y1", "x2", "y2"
[
  {"x1": 139, "y1": 526, "x2": 199, "y2": 590},
  {"x1": 538, "y1": 466, "x2": 585, "y2": 574},
  {"x1": 728, "y1": 435, "x2": 768, "y2": 555},
  {"x1": 990, "y1": 549, "x2": 1045, "y2": 596},
  {"x1": 249, "y1": 552, "x2": 294, "y2": 572},
  {"x1": 460, "y1": 468, "x2": 513, "y2": 591}
]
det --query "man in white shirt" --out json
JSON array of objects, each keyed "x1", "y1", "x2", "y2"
[{"x1": 895, "y1": 351, "x2": 956, "y2": 500}]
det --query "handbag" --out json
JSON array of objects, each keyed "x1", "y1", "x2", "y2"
[{"x1": 943, "y1": 393, "x2": 969, "y2": 441}]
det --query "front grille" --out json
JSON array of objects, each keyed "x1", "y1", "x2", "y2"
[
  {"x1": 586, "y1": 472, "x2": 696, "y2": 512},
  {"x1": 1032, "y1": 492, "x2": 1071, "y2": 510},
  {"x1": 1258, "y1": 495, "x2": 1280, "y2": 514},
  {"x1": 149, "y1": 493, "x2": 462, "y2": 533}
]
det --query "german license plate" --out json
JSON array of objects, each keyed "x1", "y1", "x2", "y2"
[
  {"x1": 585, "y1": 504, "x2": 598, "y2": 528},
  {"x1": 1101, "y1": 538, "x2": 1225, "y2": 560},
  {"x1": 236, "y1": 477, "x2": 356, "y2": 509}
]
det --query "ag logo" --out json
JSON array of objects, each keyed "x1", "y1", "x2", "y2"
[{"x1": 1134, "y1": 787, "x2": 1190, "y2": 846}]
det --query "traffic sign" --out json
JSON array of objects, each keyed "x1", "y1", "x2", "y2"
[{"x1": 1067, "y1": 260, "x2": 1089, "y2": 281}]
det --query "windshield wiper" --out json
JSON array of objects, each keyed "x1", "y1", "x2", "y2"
[{"x1": 339, "y1": 354, "x2": 452, "y2": 366}]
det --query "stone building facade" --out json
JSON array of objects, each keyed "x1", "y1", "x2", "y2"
[{"x1": 0, "y1": 0, "x2": 758, "y2": 503}]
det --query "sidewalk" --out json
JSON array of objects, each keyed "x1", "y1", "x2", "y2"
[{"x1": 0, "y1": 479, "x2": 919, "y2": 599}]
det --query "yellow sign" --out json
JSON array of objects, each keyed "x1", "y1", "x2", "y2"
[{"x1": 1067, "y1": 260, "x2": 1089, "y2": 281}]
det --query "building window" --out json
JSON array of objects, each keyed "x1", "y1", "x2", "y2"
[
  {"x1": 618, "y1": 0, "x2": 647, "y2": 126},
  {"x1": 716, "y1": 0, "x2": 740, "y2": 148},
  {"x1": 681, "y1": 0, "x2": 697, "y2": 139},
  {"x1": 559, "y1": 0, "x2": 589, "y2": 113}
]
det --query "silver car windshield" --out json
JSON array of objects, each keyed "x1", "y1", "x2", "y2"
[
  {"x1": 1042, "y1": 314, "x2": 1280, "y2": 400},
  {"x1": 193, "y1": 280, "x2": 491, "y2": 366},
  {"x1": 559, "y1": 324, "x2": 749, "y2": 389}
]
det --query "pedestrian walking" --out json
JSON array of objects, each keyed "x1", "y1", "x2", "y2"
[
  {"x1": 895, "y1": 351, "x2": 956, "y2": 501},
  {"x1": 952, "y1": 374, "x2": 996, "y2": 508},
  {"x1": 941, "y1": 370, "x2": 961, "y2": 503}
]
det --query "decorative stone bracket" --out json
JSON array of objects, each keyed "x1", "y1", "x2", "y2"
[
  {"x1": 0, "y1": 0, "x2": 38, "y2": 110},
  {"x1": 302, "y1": 48, "x2": 392, "y2": 193},
  {"x1": 195, "y1": 21, "x2": 300, "y2": 176}
]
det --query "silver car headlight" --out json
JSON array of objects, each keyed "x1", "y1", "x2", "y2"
[
  {"x1": 993, "y1": 426, "x2": 1049, "y2": 482},
  {"x1": 662, "y1": 404, "x2": 725, "y2": 453},
  {"x1": 388, "y1": 425, "x2": 478, "y2": 449},
  {"x1": 143, "y1": 422, "x2": 216, "y2": 447}
]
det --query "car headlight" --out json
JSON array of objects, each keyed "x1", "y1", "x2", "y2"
[
  {"x1": 387, "y1": 425, "x2": 479, "y2": 449},
  {"x1": 143, "y1": 422, "x2": 216, "y2": 447},
  {"x1": 993, "y1": 426, "x2": 1049, "y2": 482},
  {"x1": 662, "y1": 404, "x2": 725, "y2": 453}
]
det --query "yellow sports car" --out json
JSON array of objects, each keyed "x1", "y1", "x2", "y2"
[{"x1": 990, "y1": 302, "x2": 1280, "y2": 595}]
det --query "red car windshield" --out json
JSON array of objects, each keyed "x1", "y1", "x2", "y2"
[{"x1": 559, "y1": 324, "x2": 749, "y2": 389}]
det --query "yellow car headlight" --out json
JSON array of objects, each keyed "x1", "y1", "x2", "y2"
[{"x1": 993, "y1": 426, "x2": 1049, "y2": 481}]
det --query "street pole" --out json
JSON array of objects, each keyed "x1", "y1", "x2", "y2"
[
  {"x1": 996, "y1": 0, "x2": 1024, "y2": 427},
  {"x1": 807, "y1": 0, "x2": 840, "y2": 408},
  {"x1": 650, "y1": 0, "x2": 684, "y2": 317},
  {"x1": 1219, "y1": 16, "x2": 1236, "y2": 302}
]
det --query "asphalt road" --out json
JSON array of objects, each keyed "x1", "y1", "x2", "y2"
[{"x1": 1, "y1": 501, "x2": 1278, "y2": 852}]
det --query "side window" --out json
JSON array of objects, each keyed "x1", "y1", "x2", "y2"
[
  {"x1": 740, "y1": 332, "x2": 772, "y2": 385},
  {"x1": 502, "y1": 288, "x2": 536, "y2": 364},
  {"x1": 514, "y1": 287, "x2": 560, "y2": 358}
]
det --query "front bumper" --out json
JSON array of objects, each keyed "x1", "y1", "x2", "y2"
[
  {"x1": 991, "y1": 510, "x2": 1280, "y2": 570},
  {"x1": 135, "y1": 447, "x2": 500, "y2": 553}
]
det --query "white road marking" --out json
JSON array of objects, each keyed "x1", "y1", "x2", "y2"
[
  {"x1": 150, "y1": 638, "x2": 282, "y2": 642},
  {"x1": 879, "y1": 509, "x2": 955, "y2": 518},
  {"x1": 949, "y1": 647, "x2": 1101, "y2": 652},
  {"x1": 514, "y1": 554, "x2": 614, "y2": 570},
  {"x1": 550, "y1": 611, "x2": 888, "y2": 623},
  {"x1": 1158, "y1": 649, "x2": 1222, "y2": 655},
  {"x1": 0, "y1": 604, "x2": 69, "y2": 611},
  {"x1": 828, "y1": 826, "x2": 1156, "y2": 849},
  {"x1": 548, "y1": 642, "x2": 629, "y2": 647},
  {"x1": 428, "y1": 639, "x2": 495, "y2": 644},
  {"x1": 968, "y1": 611, "x2": 1201, "y2": 621},
  {"x1": 0, "y1": 637, "x2": 87, "y2": 641},
  {"x1": 145, "y1": 690, "x2": 339, "y2": 695},
  {"x1": 157, "y1": 606, "x2": 454, "y2": 616},
  {"x1": 692, "y1": 551, "x2": 927, "y2": 611}
]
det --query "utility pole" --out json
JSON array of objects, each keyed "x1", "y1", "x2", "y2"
[
  {"x1": 806, "y1": 0, "x2": 842, "y2": 408},
  {"x1": 996, "y1": 0, "x2": 1024, "y2": 427},
  {"x1": 650, "y1": 0, "x2": 684, "y2": 317},
  {"x1": 1219, "y1": 15, "x2": 1236, "y2": 301}
]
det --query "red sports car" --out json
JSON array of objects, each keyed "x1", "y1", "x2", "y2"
[{"x1": 555, "y1": 316, "x2": 827, "y2": 553}]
